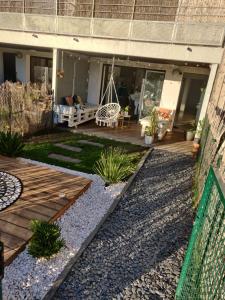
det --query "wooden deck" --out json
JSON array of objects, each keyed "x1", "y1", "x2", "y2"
[
  {"x1": 0, "y1": 156, "x2": 91, "y2": 265},
  {"x1": 72, "y1": 120, "x2": 193, "y2": 155}
]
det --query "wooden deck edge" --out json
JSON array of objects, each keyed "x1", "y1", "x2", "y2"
[
  {"x1": 43, "y1": 148, "x2": 153, "y2": 300},
  {"x1": 50, "y1": 181, "x2": 92, "y2": 222}
]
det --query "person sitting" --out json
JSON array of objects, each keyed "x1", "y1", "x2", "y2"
[{"x1": 117, "y1": 82, "x2": 129, "y2": 108}]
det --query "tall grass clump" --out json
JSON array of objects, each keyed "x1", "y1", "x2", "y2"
[{"x1": 93, "y1": 147, "x2": 135, "y2": 184}]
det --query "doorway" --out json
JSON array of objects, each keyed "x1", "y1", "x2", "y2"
[
  {"x1": 175, "y1": 73, "x2": 208, "y2": 127},
  {"x1": 3, "y1": 52, "x2": 16, "y2": 82},
  {"x1": 100, "y1": 64, "x2": 165, "y2": 118}
]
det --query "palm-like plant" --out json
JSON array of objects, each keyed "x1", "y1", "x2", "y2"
[
  {"x1": 28, "y1": 220, "x2": 65, "y2": 259},
  {"x1": 93, "y1": 147, "x2": 135, "y2": 184},
  {"x1": 0, "y1": 131, "x2": 24, "y2": 157}
]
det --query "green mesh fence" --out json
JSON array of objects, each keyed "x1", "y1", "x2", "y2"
[{"x1": 176, "y1": 167, "x2": 225, "y2": 300}]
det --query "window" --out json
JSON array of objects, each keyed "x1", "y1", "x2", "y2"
[{"x1": 30, "y1": 56, "x2": 52, "y2": 87}]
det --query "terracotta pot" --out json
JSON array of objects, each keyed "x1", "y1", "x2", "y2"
[{"x1": 193, "y1": 143, "x2": 200, "y2": 150}]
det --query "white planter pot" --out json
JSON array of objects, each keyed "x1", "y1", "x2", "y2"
[
  {"x1": 145, "y1": 135, "x2": 154, "y2": 145},
  {"x1": 124, "y1": 111, "x2": 129, "y2": 117},
  {"x1": 158, "y1": 133, "x2": 164, "y2": 141},
  {"x1": 186, "y1": 131, "x2": 195, "y2": 141}
]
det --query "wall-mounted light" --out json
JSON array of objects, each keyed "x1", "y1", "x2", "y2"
[
  {"x1": 172, "y1": 68, "x2": 182, "y2": 76},
  {"x1": 16, "y1": 52, "x2": 23, "y2": 59},
  {"x1": 32, "y1": 33, "x2": 38, "y2": 38},
  {"x1": 73, "y1": 37, "x2": 79, "y2": 42}
]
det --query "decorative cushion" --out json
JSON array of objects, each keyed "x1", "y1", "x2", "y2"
[
  {"x1": 65, "y1": 96, "x2": 74, "y2": 106},
  {"x1": 158, "y1": 108, "x2": 172, "y2": 120}
]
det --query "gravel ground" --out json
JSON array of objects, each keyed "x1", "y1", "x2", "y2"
[
  {"x1": 2, "y1": 160, "x2": 125, "y2": 300},
  {"x1": 54, "y1": 149, "x2": 194, "y2": 300}
]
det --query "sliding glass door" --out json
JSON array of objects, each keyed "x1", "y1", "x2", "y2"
[{"x1": 139, "y1": 70, "x2": 165, "y2": 118}]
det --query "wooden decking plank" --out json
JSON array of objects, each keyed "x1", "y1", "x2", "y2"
[
  {"x1": 0, "y1": 231, "x2": 24, "y2": 249},
  {"x1": 0, "y1": 220, "x2": 31, "y2": 241},
  {"x1": 22, "y1": 204, "x2": 58, "y2": 218},
  {"x1": 19, "y1": 177, "x2": 88, "y2": 198},
  {"x1": 0, "y1": 213, "x2": 30, "y2": 229},
  {"x1": 11, "y1": 210, "x2": 50, "y2": 222},
  {"x1": 1, "y1": 194, "x2": 68, "y2": 215}
]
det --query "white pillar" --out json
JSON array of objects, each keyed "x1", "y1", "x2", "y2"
[
  {"x1": 178, "y1": 77, "x2": 191, "y2": 120},
  {"x1": 25, "y1": 54, "x2": 30, "y2": 82},
  {"x1": 195, "y1": 63, "x2": 218, "y2": 139},
  {"x1": 52, "y1": 48, "x2": 58, "y2": 104}
]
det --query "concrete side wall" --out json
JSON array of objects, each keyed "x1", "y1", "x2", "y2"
[
  {"x1": 56, "y1": 54, "x2": 89, "y2": 104},
  {"x1": 87, "y1": 61, "x2": 103, "y2": 105},
  {"x1": 75, "y1": 59, "x2": 89, "y2": 102},
  {"x1": 56, "y1": 54, "x2": 74, "y2": 104}
]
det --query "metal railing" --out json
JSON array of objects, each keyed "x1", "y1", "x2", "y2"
[
  {"x1": 0, "y1": 0, "x2": 224, "y2": 23},
  {"x1": 176, "y1": 166, "x2": 225, "y2": 300},
  {"x1": 0, "y1": 12, "x2": 224, "y2": 47}
]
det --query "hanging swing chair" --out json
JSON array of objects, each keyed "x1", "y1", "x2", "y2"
[{"x1": 95, "y1": 57, "x2": 121, "y2": 127}]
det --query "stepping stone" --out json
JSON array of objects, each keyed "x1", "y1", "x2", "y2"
[
  {"x1": 48, "y1": 153, "x2": 81, "y2": 164},
  {"x1": 54, "y1": 143, "x2": 82, "y2": 152},
  {"x1": 78, "y1": 140, "x2": 104, "y2": 148}
]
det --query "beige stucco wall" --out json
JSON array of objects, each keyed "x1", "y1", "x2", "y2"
[
  {"x1": 0, "y1": 30, "x2": 223, "y2": 65},
  {"x1": 56, "y1": 52, "x2": 89, "y2": 104},
  {"x1": 160, "y1": 69, "x2": 183, "y2": 111}
]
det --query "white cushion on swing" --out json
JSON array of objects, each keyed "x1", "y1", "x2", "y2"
[{"x1": 96, "y1": 103, "x2": 121, "y2": 124}]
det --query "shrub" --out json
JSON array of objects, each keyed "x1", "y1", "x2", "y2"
[
  {"x1": 93, "y1": 147, "x2": 135, "y2": 184},
  {"x1": 0, "y1": 131, "x2": 24, "y2": 157},
  {"x1": 28, "y1": 220, "x2": 65, "y2": 259}
]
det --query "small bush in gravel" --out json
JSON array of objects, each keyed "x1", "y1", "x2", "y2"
[
  {"x1": 93, "y1": 147, "x2": 135, "y2": 184},
  {"x1": 0, "y1": 131, "x2": 24, "y2": 157},
  {"x1": 28, "y1": 220, "x2": 65, "y2": 259}
]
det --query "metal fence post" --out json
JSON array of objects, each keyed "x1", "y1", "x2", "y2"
[{"x1": 0, "y1": 241, "x2": 4, "y2": 300}]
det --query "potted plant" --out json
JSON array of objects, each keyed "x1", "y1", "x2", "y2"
[
  {"x1": 194, "y1": 118, "x2": 205, "y2": 143},
  {"x1": 145, "y1": 126, "x2": 155, "y2": 145},
  {"x1": 186, "y1": 122, "x2": 196, "y2": 141},
  {"x1": 144, "y1": 107, "x2": 158, "y2": 145},
  {"x1": 124, "y1": 106, "x2": 129, "y2": 117}
]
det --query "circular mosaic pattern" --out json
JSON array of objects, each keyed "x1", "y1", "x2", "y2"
[{"x1": 0, "y1": 171, "x2": 23, "y2": 211}]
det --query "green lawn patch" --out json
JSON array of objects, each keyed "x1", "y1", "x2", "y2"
[{"x1": 23, "y1": 133, "x2": 146, "y2": 174}]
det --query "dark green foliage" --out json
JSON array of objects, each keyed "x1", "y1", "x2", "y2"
[
  {"x1": 93, "y1": 147, "x2": 135, "y2": 184},
  {"x1": 28, "y1": 220, "x2": 65, "y2": 259},
  {"x1": 0, "y1": 131, "x2": 24, "y2": 157}
]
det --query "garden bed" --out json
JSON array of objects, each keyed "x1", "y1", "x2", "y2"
[
  {"x1": 2, "y1": 161, "x2": 126, "y2": 299},
  {"x1": 1, "y1": 132, "x2": 148, "y2": 299}
]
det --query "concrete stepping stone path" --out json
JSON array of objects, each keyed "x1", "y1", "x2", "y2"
[
  {"x1": 78, "y1": 140, "x2": 104, "y2": 148},
  {"x1": 54, "y1": 143, "x2": 82, "y2": 152},
  {"x1": 48, "y1": 153, "x2": 81, "y2": 164}
]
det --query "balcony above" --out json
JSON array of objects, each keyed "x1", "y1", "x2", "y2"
[{"x1": 0, "y1": 1, "x2": 224, "y2": 47}]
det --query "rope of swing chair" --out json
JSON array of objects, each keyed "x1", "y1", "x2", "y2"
[{"x1": 99, "y1": 57, "x2": 119, "y2": 107}]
